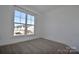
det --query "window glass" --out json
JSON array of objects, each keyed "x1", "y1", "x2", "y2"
[
  {"x1": 14, "y1": 23, "x2": 25, "y2": 36},
  {"x1": 14, "y1": 10, "x2": 26, "y2": 36},
  {"x1": 21, "y1": 12, "x2": 26, "y2": 19},
  {"x1": 27, "y1": 14, "x2": 34, "y2": 25},
  {"x1": 27, "y1": 25, "x2": 34, "y2": 35},
  {"x1": 14, "y1": 17, "x2": 21, "y2": 23},
  {"x1": 20, "y1": 18, "x2": 26, "y2": 24},
  {"x1": 15, "y1": 10, "x2": 21, "y2": 17},
  {"x1": 14, "y1": 10, "x2": 35, "y2": 36}
]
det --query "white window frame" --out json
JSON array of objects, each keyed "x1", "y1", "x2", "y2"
[{"x1": 13, "y1": 6, "x2": 35, "y2": 36}]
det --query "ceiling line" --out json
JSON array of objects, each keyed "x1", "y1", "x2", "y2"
[{"x1": 14, "y1": 5, "x2": 41, "y2": 15}]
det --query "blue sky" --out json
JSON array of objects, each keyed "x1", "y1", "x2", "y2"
[{"x1": 14, "y1": 10, "x2": 34, "y2": 25}]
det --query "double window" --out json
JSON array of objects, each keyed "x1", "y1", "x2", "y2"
[{"x1": 14, "y1": 10, "x2": 35, "y2": 36}]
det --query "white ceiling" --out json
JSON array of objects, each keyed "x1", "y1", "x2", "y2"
[
  {"x1": 19, "y1": 5, "x2": 63, "y2": 14},
  {"x1": 25, "y1": 5, "x2": 62, "y2": 14},
  {"x1": 19, "y1": 5, "x2": 78, "y2": 14}
]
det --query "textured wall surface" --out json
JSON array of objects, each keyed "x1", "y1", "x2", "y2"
[{"x1": 41, "y1": 6, "x2": 79, "y2": 51}]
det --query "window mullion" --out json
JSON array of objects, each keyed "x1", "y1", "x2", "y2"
[
  {"x1": 25, "y1": 14, "x2": 27, "y2": 35},
  {"x1": 20, "y1": 14, "x2": 21, "y2": 31}
]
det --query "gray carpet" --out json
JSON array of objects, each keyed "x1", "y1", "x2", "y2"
[{"x1": 0, "y1": 38, "x2": 75, "y2": 54}]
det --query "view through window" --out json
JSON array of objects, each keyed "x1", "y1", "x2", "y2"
[{"x1": 14, "y1": 10, "x2": 34, "y2": 36}]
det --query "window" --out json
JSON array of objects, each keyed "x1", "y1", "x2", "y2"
[
  {"x1": 27, "y1": 14, "x2": 34, "y2": 35},
  {"x1": 14, "y1": 10, "x2": 35, "y2": 36}
]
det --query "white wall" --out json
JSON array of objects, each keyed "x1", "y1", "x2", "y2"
[
  {"x1": 0, "y1": 5, "x2": 42, "y2": 45},
  {"x1": 41, "y1": 6, "x2": 79, "y2": 51}
]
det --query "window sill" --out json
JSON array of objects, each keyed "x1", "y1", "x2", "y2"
[{"x1": 12, "y1": 34, "x2": 35, "y2": 38}]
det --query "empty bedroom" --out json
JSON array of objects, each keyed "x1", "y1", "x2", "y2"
[{"x1": 0, "y1": 5, "x2": 79, "y2": 54}]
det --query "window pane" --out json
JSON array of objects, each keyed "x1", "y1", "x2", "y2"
[
  {"x1": 27, "y1": 14, "x2": 31, "y2": 24},
  {"x1": 14, "y1": 10, "x2": 26, "y2": 24},
  {"x1": 27, "y1": 25, "x2": 34, "y2": 35},
  {"x1": 14, "y1": 17, "x2": 20, "y2": 23},
  {"x1": 31, "y1": 16, "x2": 34, "y2": 25},
  {"x1": 21, "y1": 12, "x2": 26, "y2": 19},
  {"x1": 14, "y1": 23, "x2": 25, "y2": 36},
  {"x1": 15, "y1": 10, "x2": 21, "y2": 17},
  {"x1": 27, "y1": 14, "x2": 34, "y2": 25},
  {"x1": 21, "y1": 18, "x2": 26, "y2": 24}
]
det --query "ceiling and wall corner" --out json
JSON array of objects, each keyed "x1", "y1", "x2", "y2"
[
  {"x1": 19, "y1": 5, "x2": 79, "y2": 14},
  {"x1": 21, "y1": 5, "x2": 64, "y2": 14}
]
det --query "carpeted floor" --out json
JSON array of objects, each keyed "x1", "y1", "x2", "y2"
[{"x1": 0, "y1": 38, "x2": 77, "y2": 54}]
